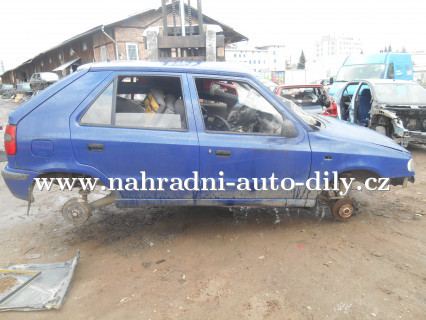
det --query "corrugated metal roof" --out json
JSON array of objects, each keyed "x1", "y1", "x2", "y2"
[{"x1": 52, "y1": 57, "x2": 81, "y2": 71}]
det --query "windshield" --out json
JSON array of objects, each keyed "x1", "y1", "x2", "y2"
[
  {"x1": 374, "y1": 83, "x2": 426, "y2": 105},
  {"x1": 234, "y1": 82, "x2": 282, "y2": 120},
  {"x1": 336, "y1": 64, "x2": 386, "y2": 82}
]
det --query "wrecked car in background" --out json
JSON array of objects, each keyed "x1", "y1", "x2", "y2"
[
  {"x1": 1, "y1": 84, "x2": 14, "y2": 99},
  {"x1": 335, "y1": 79, "x2": 426, "y2": 147},
  {"x1": 2, "y1": 61, "x2": 415, "y2": 224},
  {"x1": 275, "y1": 84, "x2": 337, "y2": 116},
  {"x1": 29, "y1": 72, "x2": 60, "y2": 91},
  {"x1": 0, "y1": 84, "x2": 14, "y2": 95}
]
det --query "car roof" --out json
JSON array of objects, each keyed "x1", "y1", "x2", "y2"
[
  {"x1": 278, "y1": 84, "x2": 324, "y2": 88},
  {"x1": 79, "y1": 60, "x2": 254, "y2": 76},
  {"x1": 359, "y1": 79, "x2": 419, "y2": 85}
]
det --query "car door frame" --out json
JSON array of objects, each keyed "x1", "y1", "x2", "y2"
[
  {"x1": 70, "y1": 71, "x2": 201, "y2": 207},
  {"x1": 186, "y1": 72, "x2": 315, "y2": 207}
]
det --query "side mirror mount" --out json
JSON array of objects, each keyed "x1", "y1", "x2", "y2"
[
  {"x1": 329, "y1": 76, "x2": 335, "y2": 85},
  {"x1": 281, "y1": 119, "x2": 298, "y2": 138}
]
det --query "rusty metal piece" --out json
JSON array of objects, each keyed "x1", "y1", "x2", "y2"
[
  {"x1": 90, "y1": 193, "x2": 115, "y2": 211},
  {"x1": 161, "y1": 0, "x2": 168, "y2": 36},
  {"x1": 332, "y1": 198, "x2": 355, "y2": 221},
  {"x1": 78, "y1": 188, "x2": 90, "y2": 202},
  {"x1": 62, "y1": 197, "x2": 92, "y2": 224},
  {"x1": 197, "y1": 0, "x2": 204, "y2": 36}
]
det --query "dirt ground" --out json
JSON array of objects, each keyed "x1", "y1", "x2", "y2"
[{"x1": 0, "y1": 98, "x2": 425, "y2": 319}]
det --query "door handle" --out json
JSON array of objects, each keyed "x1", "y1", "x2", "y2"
[
  {"x1": 87, "y1": 143, "x2": 104, "y2": 152},
  {"x1": 215, "y1": 150, "x2": 231, "y2": 158}
]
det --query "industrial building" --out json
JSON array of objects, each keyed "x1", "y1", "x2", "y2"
[{"x1": 1, "y1": 2, "x2": 247, "y2": 85}]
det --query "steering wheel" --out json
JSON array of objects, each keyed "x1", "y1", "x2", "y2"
[{"x1": 205, "y1": 114, "x2": 232, "y2": 131}]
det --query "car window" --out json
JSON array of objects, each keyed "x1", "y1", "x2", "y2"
[
  {"x1": 374, "y1": 82, "x2": 426, "y2": 105},
  {"x1": 81, "y1": 75, "x2": 187, "y2": 130},
  {"x1": 81, "y1": 81, "x2": 114, "y2": 125},
  {"x1": 280, "y1": 87, "x2": 329, "y2": 108},
  {"x1": 194, "y1": 77, "x2": 283, "y2": 135}
]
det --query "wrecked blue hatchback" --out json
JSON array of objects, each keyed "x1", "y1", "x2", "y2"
[{"x1": 2, "y1": 61, "x2": 415, "y2": 223}]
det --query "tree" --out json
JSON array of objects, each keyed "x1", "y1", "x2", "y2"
[
  {"x1": 388, "y1": 45, "x2": 392, "y2": 52},
  {"x1": 297, "y1": 50, "x2": 306, "y2": 69},
  {"x1": 384, "y1": 46, "x2": 388, "y2": 52}
]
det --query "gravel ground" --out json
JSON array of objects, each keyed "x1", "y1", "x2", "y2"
[{"x1": 0, "y1": 98, "x2": 425, "y2": 319}]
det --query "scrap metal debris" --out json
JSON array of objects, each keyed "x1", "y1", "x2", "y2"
[{"x1": 0, "y1": 251, "x2": 80, "y2": 311}]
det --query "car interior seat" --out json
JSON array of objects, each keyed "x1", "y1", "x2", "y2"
[
  {"x1": 163, "y1": 94, "x2": 176, "y2": 114},
  {"x1": 357, "y1": 88, "x2": 372, "y2": 125},
  {"x1": 145, "y1": 88, "x2": 166, "y2": 113},
  {"x1": 174, "y1": 99, "x2": 186, "y2": 129}
]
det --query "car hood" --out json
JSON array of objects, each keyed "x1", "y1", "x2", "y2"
[{"x1": 314, "y1": 115, "x2": 407, "y2": 152}]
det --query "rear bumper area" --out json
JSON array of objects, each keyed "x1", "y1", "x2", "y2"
[{"x1": 1, "y1": 164, "x2": 41, "y2": 200}]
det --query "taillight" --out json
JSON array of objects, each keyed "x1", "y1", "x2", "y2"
[
  {"x1": 322, "y1": 101, "x2": 338, "y2": 117},
  {"x1": 5, "y1": 124, "x2": 17, "y2": 155}
]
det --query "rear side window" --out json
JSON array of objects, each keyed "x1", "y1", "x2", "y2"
[
  {"x1": 81, "y1": 82, "x2": 113, "y2": 125},
  {"x1": 81, "y1": 75, "x2": 187, "y2": 130}
]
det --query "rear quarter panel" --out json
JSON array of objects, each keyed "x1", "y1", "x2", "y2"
[{"x1": 13, "y1": 71, "x2": 112, "y2": 175}]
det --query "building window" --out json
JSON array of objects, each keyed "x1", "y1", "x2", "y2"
[
  {"x1": 69, "y1": 48, "x2": 74, "y2": 56},
  {"x1": 58, "y1": 54, "x2": 62, "y2": 61},
  {"x1": 82, "y1": 41, "x2": 87, "y2": 51},
  {"x1": 49, "y1": 57, "x2": 52, "y2": 64},
  {"x1": 234, "y1": 54, "x2": 236, "y2": 58},
  {"x1": 126, "y1": 43, "x2": 139, "y2": 61},
  {"x1": 100, "y1": 45, "x2": 107, "y2": 61}
]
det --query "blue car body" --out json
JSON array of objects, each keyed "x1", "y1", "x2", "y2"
[{"x1": 2, "y1": 61, "x2": 415, "y2": 211}]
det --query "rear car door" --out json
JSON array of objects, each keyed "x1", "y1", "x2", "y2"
[{"x1": 70, "y1": 72, "x2": 199, "y2": 206}]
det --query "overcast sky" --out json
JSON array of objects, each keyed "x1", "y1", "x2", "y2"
[{"x1": 1, "y1": 0, "x2": 425, "y2": 71}]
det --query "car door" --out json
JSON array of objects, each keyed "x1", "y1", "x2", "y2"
[
  {"x1": 70, "y1": 72, "x2": 199, "y2": 206},
  {"x1": 336, "y1": 81, "x2": 360, "y2": 120},
  {"x1": 348, "y1": 82, "x2": 371, "y2": 124},
  {"x1": 187, "y1": 74, "x2": 312, "y2": 206}
]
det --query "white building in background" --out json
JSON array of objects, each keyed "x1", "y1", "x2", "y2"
[
  {"x1": 225, "y1": 45, "x2": 287, "y2": 76},
  {"x1": 309, "y1": 34, "x2": 363, "y2": 80},
  {"x1": 0, "y1": 60, "x2": 4, "y2": 75},
  {"x1": 315, "y1": 35, "x2": 362, "y2": 58}
]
